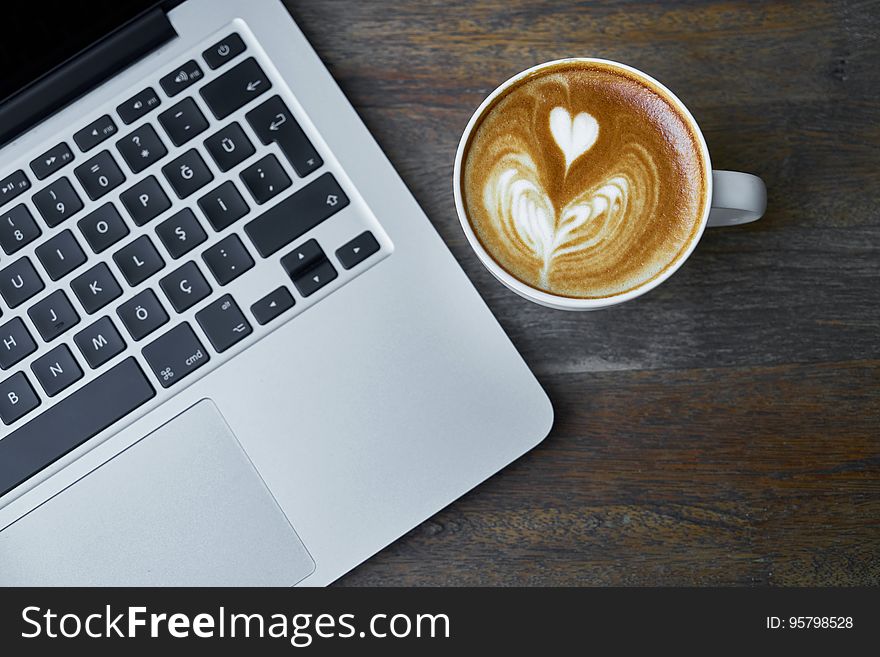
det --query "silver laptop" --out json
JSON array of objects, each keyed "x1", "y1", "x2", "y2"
[{"x1": 0, "y1": 0, "x2": 552, "y2": 585}]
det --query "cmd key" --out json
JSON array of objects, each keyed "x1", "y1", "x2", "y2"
[{"x1": 142, "y1": 323, "x2": 209, "y2": 388}]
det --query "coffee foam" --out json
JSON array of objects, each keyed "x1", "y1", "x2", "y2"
[{"x1": 461, "y1": 61, "x2": 708, "y2": 299}]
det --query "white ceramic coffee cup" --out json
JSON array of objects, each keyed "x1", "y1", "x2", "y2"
[{"x1": 453, "y1": 58, "x2": 767, "y2": 311}]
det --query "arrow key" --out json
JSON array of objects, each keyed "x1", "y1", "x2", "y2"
[
  {"x1": 251, "y1": 286, "x2": 294, "y2": 325},
  {"x1": 336, "y1": 231, "x2": 380, "y2": 270},
  {"x1": 280, "y1": 238, "x2": 324, "y2": 279},
  {"x1": 291, "y1": 258, "x2": 337, "y2": 298}
]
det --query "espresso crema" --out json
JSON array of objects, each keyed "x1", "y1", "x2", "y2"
[{"x1": 461, "y1": 61, "x2": 709, "y2": 298}]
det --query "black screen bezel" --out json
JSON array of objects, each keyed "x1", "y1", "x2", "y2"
[{"x1": 0, "y1": 1, "x2": 177, "y2": 108}]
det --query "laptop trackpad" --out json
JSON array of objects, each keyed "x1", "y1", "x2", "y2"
[{"x1": 0, "y1": 400, "x2": 315, "y2": 585}]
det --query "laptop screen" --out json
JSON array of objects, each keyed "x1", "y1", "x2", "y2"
[{"x1": 0, "y1": 1, "x2": 163, "y2": 106}]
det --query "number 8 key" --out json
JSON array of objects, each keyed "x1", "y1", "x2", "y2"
[{"x1": 0, "y1": 204, "x2": 42, "y2": 255}]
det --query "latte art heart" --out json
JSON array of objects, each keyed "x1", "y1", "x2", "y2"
[
  {"x1": 549, "y1": 107, "x2": 599, "y2": 171},
  {"x1": 461, "y1": 61, "x2": 708, "y2": 299}
]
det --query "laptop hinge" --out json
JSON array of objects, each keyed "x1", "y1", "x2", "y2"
[{"x1": 0, "y1": 7, "x2": 177, "y2": 148}]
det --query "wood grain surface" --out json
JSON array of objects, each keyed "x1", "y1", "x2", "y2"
[{"x1": 281, "y1": 0, "x2": 880, "y2": 585}]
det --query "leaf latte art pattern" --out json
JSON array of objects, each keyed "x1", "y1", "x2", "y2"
[
  {"x1": 483, "y1": 134, "x2": 656, "y2": 288},
  {"x1": 461, "y1": 62, "x2": 707, "y2": 299}
]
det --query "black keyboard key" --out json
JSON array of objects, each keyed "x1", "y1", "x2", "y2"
[
  {"x1": 156, "y1": 208, "x2": 207, "y2": 259},
  {"x1": 336, "y1": 231, "x2": 380, "y2": 269},
  {"x1": 246, "y1": 95, "x2": 323, "y2": 177},
  {"x1": 0, "y1": 204, "x2": 41, "y2": 254},
  {"x1": 0, "y1": 258, "x2": 44, "y2": 308},
  {"x1": 292, "y1": 258, "x2": 337, "y2": 297},
  {"x1": 32, "y1": 344, "x2": 83, "y2": 396},
  {"x1": 143, "y1": 322, "x2": 209, "y2": 388},
  {"x1": 32, "y1": 177, "x2": 83, "y2": 227},
  {"x1": 204, "y1": 122, "x2": 255, "y2": 172},
  {"x1": 162, "y1": 149, "x2": 213, "y2": 198},
  {"x1": 198, "y1": 181, "x2": 249, "y2": 231},
  {"x1": 196, "y1": 294, "x2": 252, "y2": 353},
  {"x1": 74, "y1": 150, "x2": 126, "y2": 200},
  {"x1": 78, "y1": 203, "x2": 129, "y2": 253},
  {"x1": 0, "y1": 170, "x2": 30, "y2": 208},
  {"x1": 202, "y1": 234, "x2": 253, "y2": 285},
  {"x1": 35, "y1": 229, "x2": 87, "y2": 281},
  {"x1": 280, "y1": 239, "x2": 325, "y2": 279},
  {"x1": 113, "y1": 235, "x2": 165, "y2": 287},
  {"x1": 120, "y1": 176, "x2": 171, "y2": 226},
  {"x1": 251, "y1": 286, "x2": 294, "y2": 325},
  {"x1": 117, "y1": 289, "x2": 168, "y2": 341},
  {"x1": 0, "y1": 357, "x2": 155, "y2": 495},
  {"x1": 158, "y1": 98, "x2": 209, "y2": 147},
  {"x1": 28, "y1": 289, "x2": 80, "y2": 342},
  {"x1": 159, "y1": 59, "x2": 204, "y2": 97},
  {"x1": 71, "y1": 262, "x2": 122, "y2": 314},
  {"x1": 245, "y1": 172, "x2": 349, "y2": 257},
  {"x1": 74, "y1": 316, "x2": 126, "y2": 369},
  {"x1": 0, "y1": 317, "x2": 37, "y2": 369},
  {"x1": 200, "y1": 57, "x2": 271, "y2": 120},
  {"x1": 73, "y1": 115, "x2": 118, "y2": 152},
  {"x1": 117, "y1": 87, "x2": 161, "y2": 125},
  {"x1": 203, "y1": 32, "x2": 246, "y2": 69},
  {"x1": 116, "y1": 123, "x2": 167, "y2": 174},
  {"x1": 30, "y1": 142, "x2": 74, "y2": 180},
  {"x1": 0, "y1": 372, "x2": 39, "y2": 425},
  {"x1": 240, "y1": 154, "x2": 290, "y2": 204},
  {"x1": 160, "y1": 261, "x2": 211, "y2": 312}
]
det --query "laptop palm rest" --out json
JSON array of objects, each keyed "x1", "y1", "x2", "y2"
[{"x1": 0, "y1": 399, "x2": 315, "y2": 585}]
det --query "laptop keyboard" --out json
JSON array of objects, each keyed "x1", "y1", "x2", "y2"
[{"x1": 0, "y1": 28, "x2": 387, "y2": 498}]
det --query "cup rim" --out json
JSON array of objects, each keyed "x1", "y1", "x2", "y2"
[{"x1": 452, "y1": 57, "x2": 714, "y2": 310}]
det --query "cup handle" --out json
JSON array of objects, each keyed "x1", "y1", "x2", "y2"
[{"x1": 707, "y1": 170, "x2": 767, "y2": 227}]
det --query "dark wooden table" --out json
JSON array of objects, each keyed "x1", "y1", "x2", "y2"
[{"x1": 283, "y1": 0, "x2": 880, "y2": 585}]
